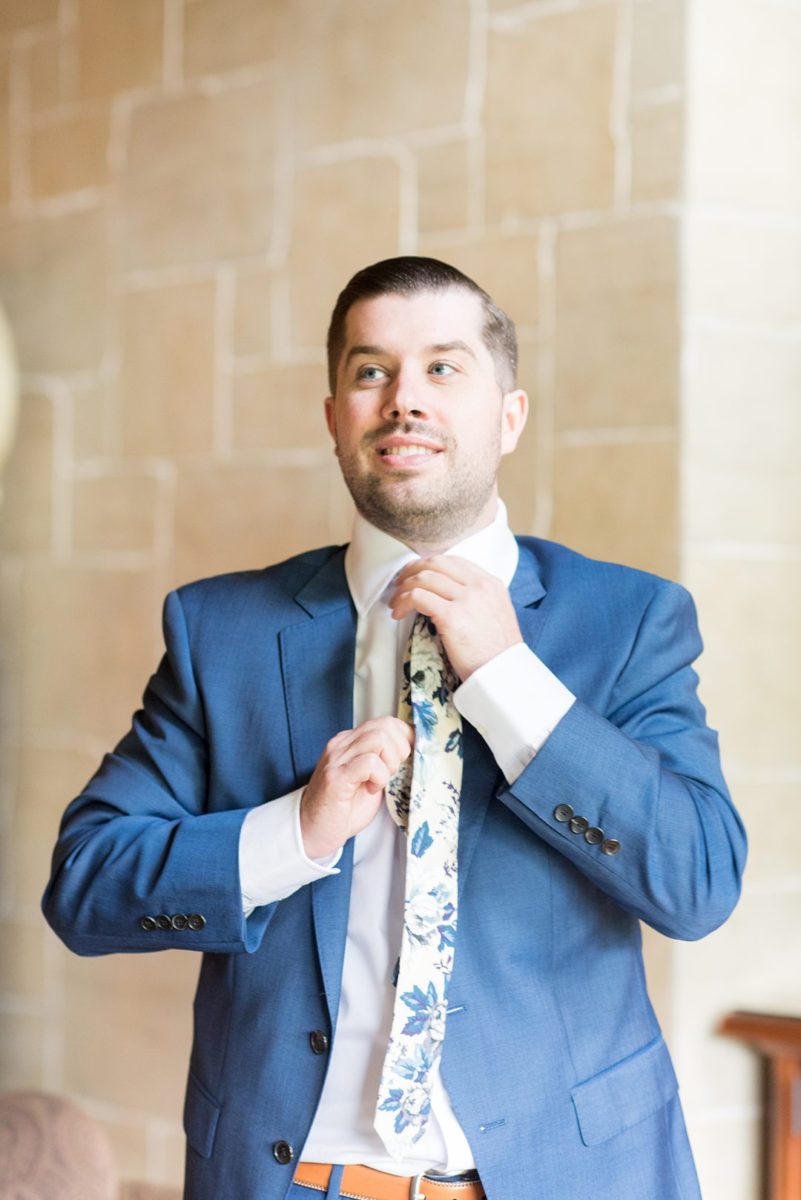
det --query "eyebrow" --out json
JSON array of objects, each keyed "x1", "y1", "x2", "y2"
[{"x1": 344, "y1": 340, "x2": 479, "y2": 365}]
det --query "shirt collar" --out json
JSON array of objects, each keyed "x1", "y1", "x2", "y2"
[{"x1": 344, "y1": 498, "x2": 519, "y2": 618}]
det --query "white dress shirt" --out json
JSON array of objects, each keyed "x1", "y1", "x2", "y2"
[{"x1": 238, "y1": 500, "x2": 575, "y2": 1174}]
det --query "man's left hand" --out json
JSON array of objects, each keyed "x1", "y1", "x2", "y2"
[{"x1": 389, "y1": 556, "x2": 523, "y2": 682}]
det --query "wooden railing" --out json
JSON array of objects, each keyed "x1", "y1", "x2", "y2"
[{"x1": 719, "y1": 1011, "x2": 801, "y2": 1200}]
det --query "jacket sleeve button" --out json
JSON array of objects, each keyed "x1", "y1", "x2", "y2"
[
  {"x1": 584, "y1": 826, "x2": 604, "y2": 845},
  {"x1": 171, "y1": 913, "x2": 189, "y2": 930},
  {"x1": 602, "y1": 838, "x2": 621, "y2": 856},
  {"x1": 554, "y1": 804, "x2": 573, "y2": 823},
  {"x1": 156, "y1": 914, "x2": 172, "y2": 930},
  {"x1": 309, "y1": 1030, "x2": 329, "y2": 1055},
  {"x1": 187, "y1": 913, "x2": 206, "y2": 931},
  {"x1": 569, "y1": 815, "x2": 589, "y2": 835},
  {"x1": 272, "y1": 1140, "x2": 294, "y2": 1165},
  {"x1": 139, "y1": 916, "x2": 157, "y2": 932}
]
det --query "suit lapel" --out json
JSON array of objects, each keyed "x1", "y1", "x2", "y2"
[
  {"x1": 278, "y1": 549, "x2": 358, "y2": 1026},
  {"x1": 456, "y1": 541, "x2": 549, "y2": 895}
]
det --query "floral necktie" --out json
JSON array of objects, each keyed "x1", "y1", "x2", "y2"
[{"x1": 374, "y1": 613, "x2": 463, "y2": 1159}]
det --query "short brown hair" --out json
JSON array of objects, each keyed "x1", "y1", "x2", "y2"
[{"x1": 326, "y1": 256, "x2": 518, "y2": 393}]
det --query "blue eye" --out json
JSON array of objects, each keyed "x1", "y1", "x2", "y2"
[
  {"x1": 357, "y1": 365, "x2": 386, "y2": 381},
  {"x1": 430, "y1": 362, "x2": 455, "y2": 376}
]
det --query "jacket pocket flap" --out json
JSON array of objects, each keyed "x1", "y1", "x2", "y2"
[
  {"x1": 183, "y1": 1071, "x2": 221, "y2": 1159},
  {"x1": 571, "y1": 1036, "x2": 678, "y2": 1147}
]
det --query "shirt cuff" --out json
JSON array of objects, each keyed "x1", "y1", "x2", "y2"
[
  {"x1": 239, "y1": 789, "x2": 342, "y2": 913},
  {"x1": 453, "y1": 642, "x2": 575, "y2": 784}
]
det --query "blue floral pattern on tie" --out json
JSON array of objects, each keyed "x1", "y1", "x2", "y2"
[{"x1": 376, "y1": 614, "x2": 463, "y2": 1157}]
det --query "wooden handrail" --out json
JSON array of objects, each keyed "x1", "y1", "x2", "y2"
[{"x1": 719, "y1": 1010, "x2": 801, "y2": 1200}]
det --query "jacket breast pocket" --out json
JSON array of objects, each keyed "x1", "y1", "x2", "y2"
[
  {"x1": 571, "y1": 1035, "x2": 679, "y2": 1147},
  {"x1": 183, "y1": 1070, "x2": 222, "y2": 1159}
]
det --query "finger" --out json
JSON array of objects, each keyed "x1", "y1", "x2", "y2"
[
  {"x1": 391, "y1": 587, "x2": 451, "y2": 626},
  {"x1": 390, "y1": 569, "x2": 462, "y2": 606},
  {"x1": 342, "y1": 723, "x2": 413, "y2": 771},
  {"x1": 394, "y1": 555, "x2": 480, "y2": 587}
]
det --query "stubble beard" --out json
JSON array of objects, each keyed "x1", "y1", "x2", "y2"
[{"x1": 336, "y1": 425, "x2": 502, "y2": 547}]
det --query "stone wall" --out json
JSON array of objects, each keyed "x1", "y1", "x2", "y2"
[{"x1": 0, "y1": 1, "x2": 795, "y2": 1194}]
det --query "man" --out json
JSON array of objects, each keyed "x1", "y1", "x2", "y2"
[{"x1": 44, "y1": 257, "x2": 746, "y2": 1200}]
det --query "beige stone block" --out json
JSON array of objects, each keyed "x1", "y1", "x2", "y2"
[
  {"x1": 485, "y1": 8, "x2": 616, "y2": 221},
  {"x1": 0, "y1": 0, "x2": 58, "y2": 33},
  {"x1": 20, "y1": 566, "x2": 158, "y2": 744},
  {"x1": 122, "y1": 78, "x2": 277, "y2": 270},
  {"x1": 555, "y1": 217, "x2": 679, "y2": 430},
  {"x1": 287, "y1": 157, "x2": 401, "y2": 351},
  {"x1": 183, "y1": 0, "x2": 281, "y2": 77},
  {"x1": 685, "y1": 558, "x2": 801, "y2": 770},
  {"x1": 731, "y1": 780, "x2": 800, "y2": 886},
  {"x1": 672, "y1": 889, "x2": 801, "y2": 1116},
  {"x1": 24, "y1": 33, "x2": 64, "y2": 114},
  {"x1": 631, "y1": 0, "x2": 685, "y2": 94},
  {"x1": 120, "y1": 280, "x2": 216, "y2": 457},
  {"x1": 0, "y1": 108, "x2": 9, "y2": 207},
  {"x1": 172, "y1": 460, "x2": 341, "y2": 587},
  {"x1": 71, "y1": 0, "x2": 164, "y2": 102},
  {"x1": 418, "y1": 232, "x2": 540, "y2": 331},
  {"x1": 233, "y1": 269, "x2": 272, "y2": 358},
  {"x1": 0, "y1": 392, "x2": 53, "y2": 555},
  {"x1": 498, "y1": 338, "x2": 540, "y2": 533},
  {"x1": 10, "y1": 744, "x2": 101, "y2": 910},
  {"x1": 690, "y1": 1114, "x2": 761, "y2": 1200},
  {"x1": 96, "y1": 1115, "x2": 150, "y2": 1182},
  {"x1": 688, "y1": 2, "x2": 801, "y2": 213},
  {"x1": 72, "y1": 381, "x2": 114, "y2": 460},
  {"x1": 0, "y1": 207, "x2": 110, "y2": 373},
  {"x1": 686, "y1": 216, "x2": 801, "y2": 328},
  {"x1": 0, "y1": 920, "x2": 47, "y2": 999},
  {"x1": 157, "y1": 1129, "x2": 186, "y2": 1187},
  {"x1": 63, "y1": 950, "x2": 196, "y2": 1116},
  {"x1": 630, "y1": 100, "x2": 683, "y2": 203},
  {"x1": 29, "y1": 104, "x2": 110, "y2": 198},
  {"x1": 72, "y1": 470, "x2": 162, "y2": 554},
  {"x1": 233, "y1": 366, "x2": 329, "y2": 451},
  {"x1": 288, "y1": 0, "x2": 469, "y2": 146},
  {"x1": 417, "y1": 140, "x2": 471, "y2": 236},
  {"x1": 0, "y1": 1012, "x2": 45, "y2": 1090},
  {"x1": 683, "y1": 335, "x2": 801, "y2": 545},
  {"x1": 551, "y1": 439, "x2": 678, "y2": 579}
]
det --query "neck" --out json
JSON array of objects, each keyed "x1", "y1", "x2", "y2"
[{"x1": 375, "y1": 494, "x2": 500, "y2": 557}]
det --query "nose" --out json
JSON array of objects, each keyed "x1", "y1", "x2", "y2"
[{"x1": 380, "y1": 369, "x2": 429, "y2": 422}]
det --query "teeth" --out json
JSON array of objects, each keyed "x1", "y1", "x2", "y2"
[{"x1": 381, "y1": 445, "x2": 437, "y2": 457}]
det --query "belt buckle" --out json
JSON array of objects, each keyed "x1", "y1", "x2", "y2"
[{"x1": 409, "y1": 1171, "x2": 426, "y2": 1200}]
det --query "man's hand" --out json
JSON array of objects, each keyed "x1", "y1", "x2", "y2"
[
  {"x1": 390, "y1": 556, "x2": 523, "y2": 682},
  {"x1": 300, "y1": 716, "x2": 414, "y2": 860}
]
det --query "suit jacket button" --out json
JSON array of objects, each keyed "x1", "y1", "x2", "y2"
[
  {"x1": 171, "y1": 914, "x2": 188, "y2": 930},
  {"x1": 187, "y1": 913, "x2": 206, "y2": 931},
  {"x1": 156, "y1": 914, "x2": 172, "y2": 930},
  {"x1": 309, "y1": 1030, "x2": 329, "y2": 1055},
  {"x1": 139, "y1": 916, "x2": 157, "y2": 932},
  {"x1": 272, "y1": 1140, "x2": 294, "y2": 1165},
  {"x1": 602, "y1": 838, "x2": 621, "y2": 856},
  {"x1": 569, "y1": 815, "x2": 589, "y2": 835},
  {"x1": 554, "y1": 804, "x2": 573, "y2": 823},
  {"x1": 584, "y1": 827, "x2": 604, "y2": 845}
]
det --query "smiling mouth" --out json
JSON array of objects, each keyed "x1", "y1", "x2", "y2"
[{"x1": 378, "y1": 444, "x2": 441, "y2": 458}]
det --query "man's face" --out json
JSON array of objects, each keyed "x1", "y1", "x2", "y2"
[{"x1": 325, "y1": 287, "x2": 527, "y2": 549}]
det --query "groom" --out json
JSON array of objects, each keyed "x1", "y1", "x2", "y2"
[{"x1": 44, "y1": 256, "x2": 746, "y2": 1200}]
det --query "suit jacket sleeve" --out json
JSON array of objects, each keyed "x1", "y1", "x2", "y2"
[
  {"x1": 498, "y1": 578, "x2": 746, "y2": 940},
  {"x1": 42, "y1": 589, "x2": 277, "y2": 956}
]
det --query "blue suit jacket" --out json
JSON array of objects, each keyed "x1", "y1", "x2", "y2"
[{"x1": 43, "y1": 538, "x2": 746, "y2": 1200}]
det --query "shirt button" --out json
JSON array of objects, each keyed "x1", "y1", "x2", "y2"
[
  {"x1": 569, "y1": 815, "x2": 589, "y2": 835},
  {"x1": 554, "y1": 804, "x2": 573, "y2": 823},
  {"x1": 309, "y1": 1030, "x2": 329, "y2": 1055},
  {"x1": 584, "y1": 827, "x2": 604, "y2": 846},
  {"x1": 602, "y1": 839, "x2": 621, "y2": 856},
  {"x1": 272, "y1": 1140, "x2": 294, "y2": 1165}
]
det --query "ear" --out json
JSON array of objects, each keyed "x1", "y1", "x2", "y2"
[
  {"x1": 500, "y1": 389, "x2": 528, "y2": 456},
  {"x1": 324, "y1": 395, "x2": 337, "y2": 446}
]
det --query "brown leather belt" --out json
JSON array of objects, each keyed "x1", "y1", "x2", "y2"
[{"x1": 293, "y1": 1161, "x2": 485, "y2": 1200}]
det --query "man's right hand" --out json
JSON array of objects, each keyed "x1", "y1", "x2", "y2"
[{"x1": 300, "y1": 716, "x2": 414, "y2": 860}]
